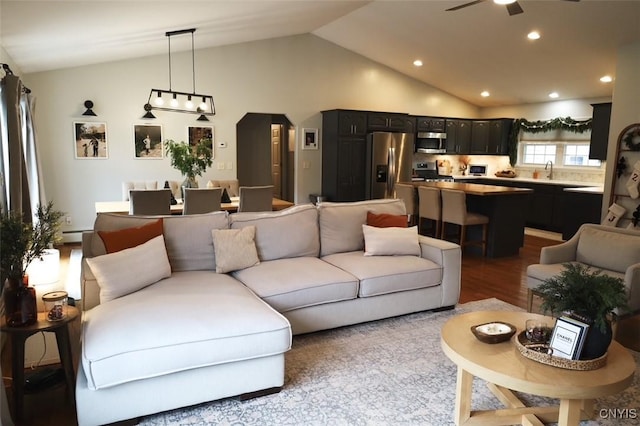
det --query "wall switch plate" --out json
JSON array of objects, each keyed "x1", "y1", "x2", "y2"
[
  {"x1": 65, "y1": 216, "x2": 72, "y2": 225},
  {"x1": 226, "y1": 162, "x2": 233, "y2": 170},
  {"x1": 217, "y1": 162, "x2": 225, "y2": 170}
]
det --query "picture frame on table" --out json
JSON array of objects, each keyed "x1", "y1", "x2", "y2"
[
  {"x1": 74, "y1": 121, "x2": 108, "y2": 159},
  {"x1": 549, "y1": 316, "x2": 589, "y2": 360},
  {"x1": 187, "y1": 125, "x2": 214, "y2": 158},
  {"x1": 133, "y1": 124, "x2": 163, "y2": 159},
  {"x1": 302, "y1": 128, "x2": 319, "y2": 150}
]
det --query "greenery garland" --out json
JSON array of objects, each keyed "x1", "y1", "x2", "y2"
[{"x1": 506, "y1": 116, "x2": 593, "y2": 166}]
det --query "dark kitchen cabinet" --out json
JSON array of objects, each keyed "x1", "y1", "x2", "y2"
[
  {"x1": 322, "y1": 110, "x2": 367, "y2": 202},
  {"x1": 589, "y1": 102, "x2": 611, "y2": 160},
  {"x1": 367, "y1": 112, "x2": 412, "y2": 132},
  {"x1": 416, "y1": 116, "x2": 445, "y2": 133},
  {"x1": 470, "y1": 120, "x2": 490, "y2": 154},
  {"x1": 445, "y1": 119, "x2": 472, "y2": 154},
  {"x1": 488, "y1": 119, "x2": 513, "y2": 155}
]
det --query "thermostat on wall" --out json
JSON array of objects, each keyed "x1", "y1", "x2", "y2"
[{"x1": 217, "y1": 141, "x2": 227, "y2": 148}]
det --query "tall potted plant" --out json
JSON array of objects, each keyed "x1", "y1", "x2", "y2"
[
  {"x1": 536, "y1": 263, "x2": 628, "y2": 359},
  {"x1": 1, "y1": 202, "x2": 64, "y2": 326},
  {"x1": 165, "y1": 138, "x2": 213, "y2": 196}
]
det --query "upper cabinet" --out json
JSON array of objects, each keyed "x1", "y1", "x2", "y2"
[
  {"x1": 367, "y1": 112, "x2": 413, "y2": 133},
  {"x1": 589, "y1": 102, "x2": 611, "y2": 160},
  {"x1": 445, "y1": 119, "x2": 472, "y2": 154},
  {"x1": 470, "y1": 120, "x2": 490, "y2": 154},
  {"x1": 337, "y1": 110, "x2": 368, "y2": 136},
  {"x1": 416, "y1": 116, "x2": 445, "y2": 133}
]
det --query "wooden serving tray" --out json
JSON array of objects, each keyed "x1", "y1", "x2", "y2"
[{"x1": 514, "y1": 331, "x2": 607, "y2": 371}]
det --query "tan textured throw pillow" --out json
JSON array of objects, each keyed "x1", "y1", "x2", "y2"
[
  {"x1": 211, "y1": 226, "x2": 260, "y2": 273},
  {"x1": 362, "y1": 224, "x2": 420, "y2": 256},
  {"x1": 86, "y1": 235, "x2": 172, "y2": 303}
]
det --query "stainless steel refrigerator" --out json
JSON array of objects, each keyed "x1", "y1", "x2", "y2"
[{"x1": 366, "y1": 132, "x2": 414, "y2": 199}]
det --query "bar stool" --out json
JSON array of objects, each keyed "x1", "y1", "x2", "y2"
[
  {"x1": 417, "y1": 186, "x2": 441, "y2": 238},
  {"x1": 440, "y1": 189, "x2": 489, "y2": 255},
  {"x1": 395, "y1": 183, "x2": 417, "y2": 226}
]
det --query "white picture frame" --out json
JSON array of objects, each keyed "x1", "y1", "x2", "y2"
[
  {"x1": 549, "y1": 316, "x2": 589, "y2": 360},
  {"x1": 301, "y1": 128, "x2": 319, "y2": 150},
  {"x1": 74, "y1": 121, "x2": 108, "y2": 159},
  {"x1": 133, "y1": 124, "x2": 163, "y2": 159}
]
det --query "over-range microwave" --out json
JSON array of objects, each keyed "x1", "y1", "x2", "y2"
[{"x1": 415, "y1": 132, "x2": 447, "y2": 154}]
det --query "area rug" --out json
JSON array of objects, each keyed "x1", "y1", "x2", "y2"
[{"x1": 140, "y1": 298, "x2": 640, "y2": 425}]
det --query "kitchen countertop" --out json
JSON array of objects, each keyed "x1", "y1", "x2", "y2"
[
  {"x1": 453, "y1": 175, "x2": 604, "y2": 190},
  {"x1": 403, "y1": 181, "x2": 532, "y2": 196}
]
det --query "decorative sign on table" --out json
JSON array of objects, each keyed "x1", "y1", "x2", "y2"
[{"x1": 548, "y1": 316, "x2": 590, "y2": 360}]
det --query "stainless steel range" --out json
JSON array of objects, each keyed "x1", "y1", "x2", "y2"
[{"x1": 413, "y1": 161, "x2": 454, "y2": 182}]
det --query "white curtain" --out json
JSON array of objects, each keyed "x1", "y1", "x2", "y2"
[{"x1": 0, "y1": 70, "x2": 45, "y2": 220}]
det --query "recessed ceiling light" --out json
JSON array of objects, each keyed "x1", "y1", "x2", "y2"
[
  {"x1": 494, "y1": 0, "x2": 516, "y2": 4},
  {"x1": 549, "y1": 92, "x2": 559, "y2": 99},
  {"x1": 413, "y1": 60, "x2": 423, "y2": 67},
  {"x1": 600, "y1": 75, "x2": 613, "y2": 83},
  {"x1": 527, "y1": 31, "x2": 541, "y2": 40},
  {"x1": 481, "y1": 91, "x2": 490, "y2": 97}
]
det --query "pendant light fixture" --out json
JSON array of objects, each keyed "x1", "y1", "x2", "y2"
[{"x1": 142, "y1": 28, "x2": 215, "y2": 119}]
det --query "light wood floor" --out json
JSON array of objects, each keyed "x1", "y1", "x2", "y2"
[{"x1": 2, "y1": 237, "x2": 638, "y2": 426}]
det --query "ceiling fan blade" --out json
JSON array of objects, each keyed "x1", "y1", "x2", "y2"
[
  {"x1": 506, "y1": 1, "x2": 524, "y2": 15},
  {"x1": 445, "y1": 0, "x2": 485, "y2": 12}
]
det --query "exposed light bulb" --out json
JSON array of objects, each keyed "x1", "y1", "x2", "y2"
[
  {"x1": 154, "y1": 92, "x2": 164, "y2": 106},
  {"x1": 413, "y1": 59, "x2": 423, "y2": 67},
  {"x1": 185, "y1": 95, "x2": 194, "y2": 109},
  {"x1": 170, "y1": 93, "x2": 178, "y2": 107},
  {"x1": 199, "y1": 97, "x2": 208, "y2": 111},
  {"x1": 600, "y1": 75, "x2": 613, "y2": 83},
  {"x1": 480, "y1": 91, "x2": 490, "y2": 97},
  {"x1": 548, "y1": 92, "x2": 559, "y2": 99}
]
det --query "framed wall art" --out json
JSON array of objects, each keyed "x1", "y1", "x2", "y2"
[
  {"x1": 302, "y1": 128, "x2": 319, "y2": 150},
  {"x1": 74, "y1": 121, "x2": 108, "y2": 159},
  {"x1": 187, "y1": 125, "x2": 214, "y2": 157},
  {"x1": 133, "y1": 124, "x2": 163, "y2": 159}
]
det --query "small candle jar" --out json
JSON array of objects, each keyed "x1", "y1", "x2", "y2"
[{"x1": 42, "y1": 291, "x2": 68, "y2": 321}]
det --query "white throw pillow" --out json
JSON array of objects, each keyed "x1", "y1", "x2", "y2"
[
  {"x1": 86, "y1": 235, "x2": 172, "y2": 303},
  {"x1": 362, "y1": 224, "x2": 420, "y2": 256},
  {"x1": 211, "y1": 226, "x2": 260, "y2": 273}
]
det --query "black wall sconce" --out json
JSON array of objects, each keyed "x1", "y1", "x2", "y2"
[
  {"x1": 142, "y1": 103, "x2": 156, "y2": 119},
  {"x1": 82, "y1": 100, "x2": 97, "y2": 116}
]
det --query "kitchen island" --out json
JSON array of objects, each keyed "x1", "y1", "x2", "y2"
[{"x1": 403, "y1": 181, "x2": 532, "y2": 257}]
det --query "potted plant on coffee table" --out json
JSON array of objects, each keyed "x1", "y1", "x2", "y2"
[
  {"x1": 165, "y1": 138, "x2": 213, "y2": 197},
  {"x1": 1, "y1": 202, "x2": 64, "y2": 326},
  {"x1": 536, "y1": 263, "x2": 628, "y2": 360}
]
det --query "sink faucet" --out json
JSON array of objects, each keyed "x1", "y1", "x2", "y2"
[{"x1": 545, "y1": 161, "x2": 553, "y2": 180}]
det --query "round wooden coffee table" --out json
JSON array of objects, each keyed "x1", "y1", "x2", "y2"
[{"x1": 441, "y1": 310, "x2": 636, "y2": 426}]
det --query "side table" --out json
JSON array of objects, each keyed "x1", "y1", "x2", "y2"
[{"x1": 1, "y1": 305, "x2": 79, "y2": 422}]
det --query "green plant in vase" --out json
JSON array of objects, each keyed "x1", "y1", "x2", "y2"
[
  {"x1": 536, "y1": 263, "x2": 628, "y2": 359},
  {"x1": 165, "y1": 138, "x2": 213, "y2": 196},
  {"x1": 1, "y1": 202, "x2": 64, "y2": 326}
]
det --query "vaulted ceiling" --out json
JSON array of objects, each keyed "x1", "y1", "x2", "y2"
[{"x1": 2, "y1": 1, "x2": 639, "y2": 107}]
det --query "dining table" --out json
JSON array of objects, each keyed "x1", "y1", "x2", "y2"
[{"x1": 95, "y1": 196, "x2": 294, "y2": 215}]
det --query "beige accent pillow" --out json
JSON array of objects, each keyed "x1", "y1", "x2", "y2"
[
  {"x1": 211, "y1": 226, "x2": 260, "y2": 273},
  {"x1": 86, "y1": 235, "x2": 172, "y2": 303},
  {"x1": 362, "y1": 224, "x2": 420, "y2": 257}
]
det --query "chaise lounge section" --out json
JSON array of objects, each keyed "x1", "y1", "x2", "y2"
[{"x1": 76, "y1": 199, "x2": 461, "y2": 425}]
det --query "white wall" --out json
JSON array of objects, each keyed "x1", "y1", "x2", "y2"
[
  {"x1": 480, "y1": 97, "x2": 611, "y2": 121},
  {"x1": 22, "y1": 34, "x2": 478, "y2": 240}
]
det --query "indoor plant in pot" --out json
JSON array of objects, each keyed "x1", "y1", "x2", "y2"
[
  {"x1": 165, "y1": 138, "x2": 213, "y2": 197},
  {"x1": 0, "y1": 202, "x2": 64, "y2": 326},
  {"x1": 536, "y1": 263, "x2": 628, "y2": 360}
]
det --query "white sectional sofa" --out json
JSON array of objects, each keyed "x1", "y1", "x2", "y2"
[{"x1": 77, "y1": 199, "x2": 461, "y2": 425}]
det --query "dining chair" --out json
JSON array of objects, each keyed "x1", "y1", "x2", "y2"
[
  {"x1": 395, "y1": 184, "x2": 417, "y2": 226},
  {"x1": 129, "y1": 189, "x2": 171, "y2": 215},
  {"x1": 440, "y1": 188, "x2": 489, "y2": 255},
  {"x1": 238, "y1": 185, "x2": 274, "y2": 212},
  {"x1": 182, "y1": 188, "x2": 222, "y2": 215},
  {"x1": 417, "y1": 186, "x2": 441, "y2": 238},
  {"x1": 122, "y1": 181, "x2": 158, "y2": 201},
  {"x1": 209, "y1": 179, "x2": 240, "y2": 197}
]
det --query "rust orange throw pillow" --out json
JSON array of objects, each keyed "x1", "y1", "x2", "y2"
[
  {"x1": 366, "y1": 211, "x2": 408, "y2": 228},
  {"x1": 98, "y1": 219, "x2": 164, "y2": 253}
]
